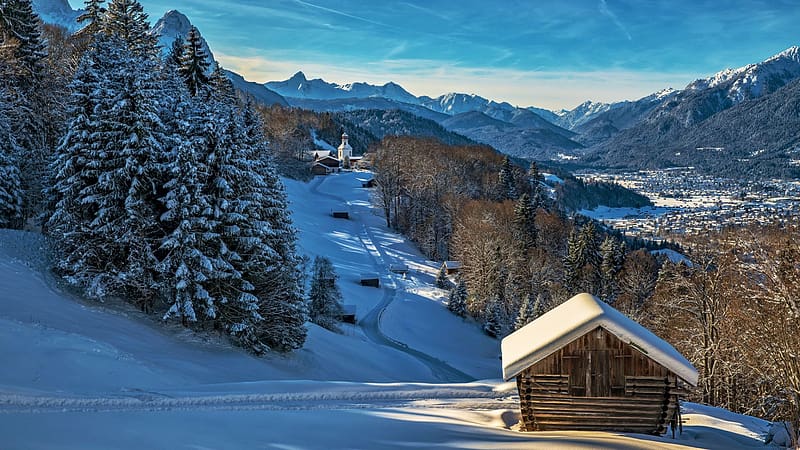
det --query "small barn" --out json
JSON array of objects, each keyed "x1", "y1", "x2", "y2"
[
  {"x1": 501, "y1": 293, "x2": 698, "y2": 435},
  {"x1": 316, "y1": 155, "x2": 341, "y2": 172},
  {"x1": 442, "y1": 261, "x2": 462, "y2": 275},
  {"x1": 341, "y1": 304, "x2": 356, "y2": 324},
  {"x1": 311, "y1": 162, "x2": 331, "y2": 176},
  {"x1": 360, "y1": 274, "x2": 380, "y2": 287}
]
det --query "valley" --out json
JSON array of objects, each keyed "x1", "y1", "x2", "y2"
[{"x1": 578, "y1": 168, "x2": 800, "y2": 241}]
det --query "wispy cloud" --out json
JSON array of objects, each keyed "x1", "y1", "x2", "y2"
[{"x1": 599, "y1": 0, "x2": 632, "y2": 41}]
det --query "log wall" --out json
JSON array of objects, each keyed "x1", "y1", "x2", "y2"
[{"x1": 516, "y1": 326, "x2": 688, "y2": 434}]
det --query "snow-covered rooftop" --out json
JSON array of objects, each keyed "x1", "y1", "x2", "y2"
[{"x1": 501, "y1": 293, "x2": 698, "y2": 386}]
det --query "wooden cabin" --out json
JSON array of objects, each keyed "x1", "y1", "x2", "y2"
[
  {"x1": 442, "y1": 260, "x2": 462, "y2": 275},
  {"x1": 311, "y1": 162, "x2": 331, "y2": 176},
  {"x1": 501, "y1": 293, "x2": 698, "y2": 435},
  {"x1": 341, "y1": 304, "x2": 357, "y2": 324},
  {"x1": 389, "y1": 264, "x2": 409, "y2": 275},
  {"x1": 360, "y1": 274, "x2": 380, "y2": 287}
]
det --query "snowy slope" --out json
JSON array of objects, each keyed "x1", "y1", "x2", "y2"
[
  {"x1": 0, "y1": 172, "x2": 773, "y2": 449},
  {"x1": 32, "y1": 0, "x2": 82, "y2": 32}
]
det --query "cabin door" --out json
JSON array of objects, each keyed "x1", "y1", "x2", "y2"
[{"x1": 568, "y1": 350, "x2": 612, "y2": 397}]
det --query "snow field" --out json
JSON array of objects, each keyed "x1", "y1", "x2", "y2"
[{"x1": 0, "y1": 171, "x2": 774, "y2": 449}]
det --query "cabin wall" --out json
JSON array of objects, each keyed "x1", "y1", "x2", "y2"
[{"x1": 516, "y1": 326, "x2": 684, "y2": 434}]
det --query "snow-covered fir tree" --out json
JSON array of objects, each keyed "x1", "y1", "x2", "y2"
[
  {"x1": 483, "y1": 294, "x2": 505, "y2": 338},
  {"x1": 0, "y1": 94, "x2": 22, "y2": 228},
  {"x1": 0, "y1": 0, "x2": 47, "y2": 81},
  {"x1": 447, "y1": 277, "x2": 468, "y2": 317},
  {"x1": 307, "y1": 256, "x2": 344, "y2": 333},
  {"x1": 0, "y1": 0, "x2": 50, "y2": 224},
  {"x1": 209, "y1": 62, "x2": 237, "y2": 104},
  {"x1": 513, "y1": 193, "x2": 537, "y2": 253},
  {"x1": 435, "y1": 264, "x2": 450, "y2": 289},
  {"x1": 102, "y1": 0, "x2": 157, "y2": 57},
  {"x1": 498, "y1": 155, "x2": 516, "y2": 200},
  {"x1": 178, "y1": 26, "x2": 209, "y2": 96},
  {"x1": 48, "y1": 33, "x2": 167, "y2": 303},
  {"x1": 166, "y1": 35, "x2": 183, "y2": 68},
  {"x1": 76, "y1": 0, "x2": 106, "y2": 32},
  {"x1": 599, "y1": 236, "x2": 625, "y2": 304},
  {"x1": 514, "y1": 293, "x2": 542, "y2": 330}
]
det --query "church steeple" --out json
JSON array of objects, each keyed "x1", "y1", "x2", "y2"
[{"x1": 337, "y1": 131, "x2": 353, "y2": 167}]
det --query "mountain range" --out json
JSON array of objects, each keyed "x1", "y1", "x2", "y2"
[{"x1": 33, "y1": 0, "x2": 800, "y2": 179}]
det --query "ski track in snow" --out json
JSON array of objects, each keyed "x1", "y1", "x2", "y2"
[
  {"x1": 0, "y1": 387, "x2": 513, "y2": 414},
  {"x1": 309, "y1": 175, "x2": 473, "y2": 382}
]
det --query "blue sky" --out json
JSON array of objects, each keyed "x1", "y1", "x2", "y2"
[{"x1": 70, "y1": 0, "x2": 800, "y2": 109}]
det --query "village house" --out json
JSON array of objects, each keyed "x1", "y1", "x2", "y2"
[{"x1": 501, "y1": 293, "x2": 698, "y2": 435}]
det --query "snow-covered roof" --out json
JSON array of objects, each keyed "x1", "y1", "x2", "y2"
[
  {"x1": 309, "y1": 150, "x2": 332, "y2": 159},
  {"x1": 501, "y1": 293, "x2": 698, "y2": 386},
  {"x1": 443, "y1": 261, "x2": 462, "y2": 269}
]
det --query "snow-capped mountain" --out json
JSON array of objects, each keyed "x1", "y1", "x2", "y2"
[
  {"x1": 686, "y1": 46, "x2": 800, "y2": 103},
  {"x1": 584, "y1": 46, "x2": 800, "y2": 178},
  {"x1": 151, "y1": 10, "x2": 215, "y2": 63},
  {"x1": 555, "y1": 100, "x2": 614, "y2": 130},
  {"x1": 266, "y1": 71, "x2": 419, "y2": 104},
  {"x1": 32, "y1": 0, "x2": 82, "y2": 32}
]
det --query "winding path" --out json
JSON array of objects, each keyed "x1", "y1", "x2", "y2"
[{"x1": 310, "y1": 175, "x2": 474, "y2": 383}]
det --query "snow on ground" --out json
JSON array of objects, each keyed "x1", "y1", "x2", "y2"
[
  {"x1": 311, "y1": 129, "x2": 336, "y2": 151},
  {"x1": 580, "y1": 204, "x2": 673, "y2": 221},
  {"x1": 652, "y1": 248, "x2": 693, "y2": 266},
  {"x1": 0, "y1": 171, "x2": 774, "y2": 449}
]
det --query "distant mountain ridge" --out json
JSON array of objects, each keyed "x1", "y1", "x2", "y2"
[
  {"x1": 267, "y1": 71, "x2": 419, "y2": 104},
  {"x1": 583, "y1": 46, "x2": 800, "y2": 177}
]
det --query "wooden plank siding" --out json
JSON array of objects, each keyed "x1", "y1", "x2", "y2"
[{"x1": 516, "y1": 326, "x2": 684, "y2": 434}]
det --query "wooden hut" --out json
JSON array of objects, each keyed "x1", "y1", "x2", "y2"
[
  {"x1": 341, "y1": 305, "x2": 357, "y2": 324},
  {"x1": 442, "y1": 261, "x2": 462, "y2": 275},
  {"x1": 360, "y1": 274, "x2": 380, "y2": 287},
  {"x1": 501, "y1": 293, "x2": 698, "y2": 435}
]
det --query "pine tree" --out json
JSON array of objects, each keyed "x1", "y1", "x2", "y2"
[
  {"x1": 579, "y1": 221, "x2": 601, "y2": 294},
  {"x1": 158, "y1": 96, "x2": 219, "y2": 325},
  {"x1": 447, "y1": 276, "x2": 468, "y2": 317},
  {"x1": 0, "y1": 95, "x2": 22, "y2": 228},
  {"x1": 166, "y1": 35, "x2": 183, "y2": 68},
  {"x1": 435, "y1": 264, "x2": 450, "y2": 289},
  {"x1": 48, "y1": 34, "x2": 167, "y2": 301},
  {"x1": 498, "y1": 155, "x2": 516, "y2": 200},
  {"x1": 0, "y1": 0, "x2": 49, "y2": 223},
  {"x1": 599, "y1": 236, "x2": 625, "y2": 304},
  {"x1": 483, "y1": 295, "x2": 504, "y2": 338},
  {"x1": 0, "y1": 0, "x2": 47, "y2": 82},
  {"x1": 513, "y1": 193, "x2": 537, "y2": 253},
  {"x1": 528, "y1": 161, "x2": 545, "y2": 209},
  {"x1": 208, "y1": 62, "x2": 236, "y2": 104},
  {"x1": 77, "y1": 0, "x2": 106, "y2": 30},
  {"x1": 563, "y1": 228, "x2": 583, "y2": 294},
  {"x1": 102, "y1": 0, "x2": 158, "y2": 57},
  {"x1": 514, "y1": 293, "x2": 542, "y2": 330},
  {"x1": 307, "y1": 256, "x2": 344, "y2": 332},
  {"x1": 178, "y1": 26, "x2": 210, "y2": 96}
]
